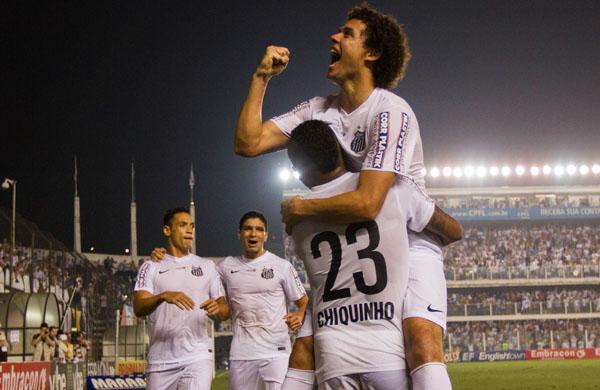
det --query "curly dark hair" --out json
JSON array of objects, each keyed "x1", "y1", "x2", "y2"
[
  {"x1": 289, "y1": 120, "x2": 340, "y2": 175},
  {"x1": 348, "y1": 3, "x2": 411, "y2": 89}
]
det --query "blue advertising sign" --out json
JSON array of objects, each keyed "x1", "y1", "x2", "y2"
[
  {"x1": 447, "y1": 207, "x2": 600, "y2": 221},
  {"x1": 460, "y1": 350, "x2": 526, "y2": 362}
]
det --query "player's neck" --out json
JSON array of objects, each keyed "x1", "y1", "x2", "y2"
[
  {"x1": 243, "y1": 248, "x2": 266, "y2": 260},
  {"x1": 338, "y1": 74, "x2": 376, "y2": 113},
  {"x1": 167, "y1": 245, "x2": 189, "y2": 258},
  {"x1": 313, "y1": 166, "x2": 347, "y2": 187}
]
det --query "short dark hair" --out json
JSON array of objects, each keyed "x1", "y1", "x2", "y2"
[
  {"x1": 348, "y1": 3, "x2": 411, "y2": 89},
  {"x1": 40, "y1": 322, "x2": 48, "y2": 329},
  {"x1": 239, "y1": 211, "x2": 268, "y2": 231},
  {"x1": 289, "y1": 120, "x2": 340, "y2": 174},
  {"x1": 163, "y1": 207, "x2": 190, "y2": 227}
]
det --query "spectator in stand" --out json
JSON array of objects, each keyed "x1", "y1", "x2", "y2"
[
  {"x1": 56, "y1": 330, "x2": 69, "y2": 363},
  {"x1": 0, "y1": 322, "x2": 7, "y2": 362},
  {"x1": 32, "y1": 322, "x2": 54, "y2": 361}
]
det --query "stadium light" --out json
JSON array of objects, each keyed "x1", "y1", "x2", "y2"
[
  {"x1": 279, "y1": 168, "x2": 291, "y2": 182},
  {"x1": 566, "y1": 164, "x2": 577, "y2": 175},
  {"x1": 501, "y1": 166, "x2": 511, "y2": 177},
  {"x1": 476, "y1": 166, "x2": 487, "y2": 177},
  {"x1": 489, "y1": 166, "x2": 499, "y2": 176},
  {"x1": 292, "y1": 170, "x2": 300, "y2": 180},
  {"x1": 554, "y1": 165, "x2": 565, "y2": 176},
  {"x1": 579, "y1": 165, "x2": 589, "y2": 175},
  {"x1": 530, "y1": 166, "x2": 540, "y2": 176},
  {"x1": 430, "y1": 167, "x2": 440, "y2": 178},
  {"x1": 542, "y1": 165, "x2": 552, "y2": 175},
  {"x1": 464, "y1": 166, "x2": 474, "y2": 177},
  {"x1": 125, "y1": 248, "x2": 130, "y2": 254},
  {"x1": 515, "y1": 165, "x2": 525, "y2": 176},
  {"x1": 442, "y1": 167, "x2": 452, "y2": 177},
  {"x1": 592, "y1": 164, "x2": 600, "y2": 175},
  {"x1": 453, "y1": 167, "x2": 463, "y2": 178}
]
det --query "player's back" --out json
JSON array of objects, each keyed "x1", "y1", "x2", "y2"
[{"x1": 291, "y1": 172, "x2": 432, "y2": 383}]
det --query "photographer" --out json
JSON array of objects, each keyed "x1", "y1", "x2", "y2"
[{"x1": 32, "y1": 322, "x2": 54, "y2": 361}]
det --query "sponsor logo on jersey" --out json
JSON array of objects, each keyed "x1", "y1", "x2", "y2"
[
  {"x1": 191, "y1": 266, "x2": 203, "y2": 277},
  {"x1": 261, "y1": 267, "x2": 274, "y2": 279},
  {"x1": 393, "y1": 113, "x2": 409, "y2": 172},
  {"x1": 427, "y1": 304, "x2": 444, "y2": 313},
  {"x1": 372, "y1": 112, "x2": 390, "y2": 169},
  {"x1": 136, "y1": 263, "x2": 150, "y2": 287},
  {"x1": 272, "y1": 100, "x2": 310, "y2": 122},
  {"x1": 316, "y1": 301, "x2": 395, "y2": 328},
  {"x1": 350, "y1": 128, "x2": 366, "y2": 153}
]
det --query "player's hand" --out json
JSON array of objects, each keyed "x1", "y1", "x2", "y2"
[
  {"x1": 281, "y1": 196, "x2": 303, "y2": 234},
  {"x1": 150, "y1": 247, "x2": 167, "y2": 262},
  {"x1": 160, "y1": 291, "x2": 195, "y2": 311},
  {"x1": 255, "y1": 46, "x2": 290, "y2": 80},
  {"x1": 200, "y1": 298, "x2": 221, "y2": 316},
  {"x1": 283, "y1": 311, "x2": 304, "y2": 331}
]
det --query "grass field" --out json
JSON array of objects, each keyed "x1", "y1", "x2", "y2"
[{"x1": 211, "y1": 359, "x2": 600, "y2": 389}]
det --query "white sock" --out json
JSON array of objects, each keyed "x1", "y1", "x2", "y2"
[
  {"x1": 410, "y1": 362, "x2": 452, "y2": 390},
  {"x1": 282, "y1": 368, "x2": 316, "y2": 390}
]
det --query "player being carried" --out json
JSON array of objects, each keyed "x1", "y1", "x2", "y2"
[
  {"x1": 134, "y1": 207, "x2": 229, "y2": 390},
  {"x1": 234, "y1": 4, "x2": 461, "y2": 389}
]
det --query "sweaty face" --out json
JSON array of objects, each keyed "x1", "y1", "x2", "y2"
[
  {"x1": 328, "y1": 19, "x2": 371, "y2": 83},
  {"x1": 238, "y1": 217, "x2": 267, "y2": 259},
  {"x1": 164, "y1": 212, "x2": 194, "y2": 256}
]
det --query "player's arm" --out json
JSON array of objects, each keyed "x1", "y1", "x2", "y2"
[
  {"x1": 424, "y1": 205, "x2": 463, "y2": 246},
  {"x1": 283, "y1": 294, "x2": 308, "y2": 331},
  {"x1": 282, "y1": 170, "x2": 395, "y2": 231},
  {"x1": 234, "y1": 46, "x2": 291, "y2": 157},
  {"x1": 133, "y1": 290, "x2": 195, "y2": 317},
  {"x1": 200, "y1": 296, "x2": 230, "y2": 321}
]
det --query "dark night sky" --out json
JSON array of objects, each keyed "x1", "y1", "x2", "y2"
[{"x1": 3, "y1": 1, "x2": 600, "y2": 256}]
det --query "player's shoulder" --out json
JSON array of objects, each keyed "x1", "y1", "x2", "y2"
[
  {"x1": 137, "y1": 260, "x2": 158, "y2": 274},
  {"x1": 373, "y1": 88, "x2": 413, "y2": 112}
]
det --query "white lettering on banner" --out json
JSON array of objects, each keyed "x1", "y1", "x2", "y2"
[{"x1": 0, "y1": 365, "x2": 48, "y2": 390}]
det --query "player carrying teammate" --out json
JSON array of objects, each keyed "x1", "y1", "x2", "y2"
[
  {"x1": 134, "y1": 207, "x2": 229, "y2": 390},
  {"x1": 234, "y1": 4, "x2": 459, "y2": 389}
]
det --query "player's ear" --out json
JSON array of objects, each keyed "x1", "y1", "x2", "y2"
[
  {"x1": 163, "y1": 225, "x2": 171, "y2": 237},
  {"x1": 365, "y1": 50, "x2": 381, "y2": 62}
]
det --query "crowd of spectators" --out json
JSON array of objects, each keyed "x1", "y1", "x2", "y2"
[
  {"x1": 446, "y1": 319, "x2": 600, "y2": 352},
  {"x1": 448, "y1": 288, "x2": 600, "y2": 316},
  {"x1": 444, "y1": 224, "x2": 600, "y2": 269},
  {"x1": 432, "y1": 195, "x2": 598, "y2": 209}
]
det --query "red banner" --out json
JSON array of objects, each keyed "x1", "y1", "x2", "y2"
[
  {"x1": 526, "y1": 348, "x2": 600, "y2": 360},
  {"x1": 0, "y1": 362, "x2": 51, "y2": 390}
]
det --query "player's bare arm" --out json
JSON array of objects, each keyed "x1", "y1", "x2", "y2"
[
  {"x1": 134, "y1": 290, "x2": 195, "y2": 317},
  {"x1": 283, "y1": 294, "x2": 309, "y2": 331},
  {"x1": 200, "y1": 296, "x2": 230, "y2": 321},
  {"x1": 281, "y1": 170, "x2": 395, "y2": 233},
  {"x1": 424, "y1": 205, "x2": 463, "y2": 246},
  {"x1": 234, "y1": 46, "x2": 291, "y2": 157}
]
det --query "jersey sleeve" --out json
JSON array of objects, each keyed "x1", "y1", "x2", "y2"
[
  {"x1": 269, "y1": 100, "x2": 313, "y2": 137},
  {"x1": 209, "y1": 264, "x2": 226, "y2": 299},
  {"x1": 399, "y1": 176, "x2": 435, "y2": 232},
  {"x1": 362, "y1": 106, "x2": 420, "y2": 176},
  {"x1": 134, "y1": 261, "x2": 157, "y2": 294},
  {"x1": 281, "y1": 262, "x2": 306, "y2": 302}
]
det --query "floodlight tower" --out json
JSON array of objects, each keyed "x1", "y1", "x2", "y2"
[
  {"x1": 130, "y1": 162, "x2": 138, "y2": 260},
  {"x1": 73, "y1": 156, "x2": 82, "y2": 253}
]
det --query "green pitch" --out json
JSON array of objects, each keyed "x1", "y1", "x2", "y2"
[{"x1": 212, "y1": 360, "x2": 600, "y2": 389}]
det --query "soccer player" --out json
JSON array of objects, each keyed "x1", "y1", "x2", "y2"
[
  {"x1": 286, "y1": 119, "x2": 445, "y2": 388},
  {"x1": 134, "y1": 207, "x2": 229, "y2": 390},
  {"x1": 234, "y1": 5, "x2": 458, "y2": 389},
  {"x1": 218, "y1": 211, "x2": 308, "y2": 390}
]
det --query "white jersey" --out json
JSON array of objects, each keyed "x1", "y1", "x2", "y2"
[
  {"x1": 291, "y1": 172, "x2": 434, "y2": 383},
  {"x1": 134, "y1": 254, "x2": 224, "y2": 371},
  {"x1": 217, "y1": 251, "x2": 306, "y2": 360},
  {"x1": 271, "y1": 88, "x2": 425, "y2": 189}
]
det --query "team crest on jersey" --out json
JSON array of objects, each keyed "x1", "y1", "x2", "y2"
[
  {"x1": 350, "y1": 128, "x2": 366, "y2": 152},
  {"x1": 261, "y1": 267, "x2": 274, "y2": 280},
  {"x1": 191, "y1": 266, "x2": 203, "y2": 277}
]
